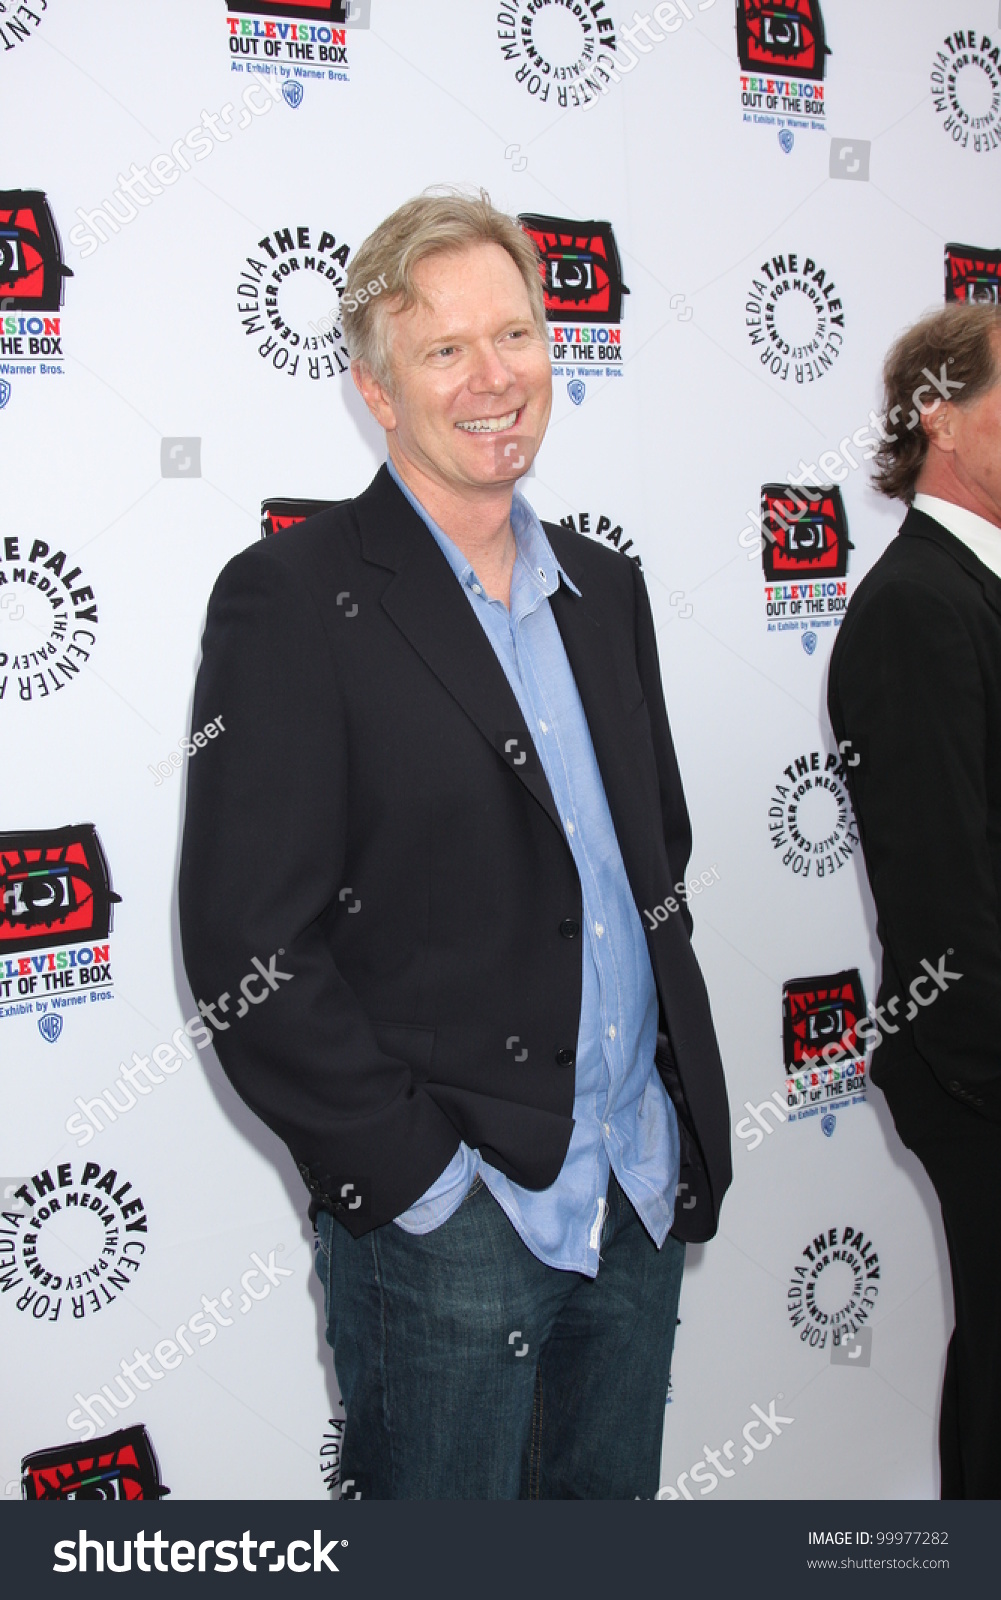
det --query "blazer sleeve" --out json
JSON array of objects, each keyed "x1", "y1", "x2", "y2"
[
  {"x1": 178, "y1": 542, "x2": 461, "y2": 1231},
  {"x1": 828, "y1": 578, "x2": 1001, "y2": 1121},
  {"x1": 631, "y1": 562, "x2": 695, "y2": 936}
]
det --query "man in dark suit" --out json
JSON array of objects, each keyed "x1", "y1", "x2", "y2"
[
  {"x1": 828, "y1": 302, "x2": 1001, "y2": 1499},
  {"x1": 179, "y1": 192, "x2": 730, "y2": 1500}
]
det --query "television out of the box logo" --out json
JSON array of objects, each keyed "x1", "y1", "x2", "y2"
[
  {"x1": 944, "y1": 242, "x2": 1001, "y2": 305},
  {"x1": 0, "y1": 191, "x2": 73, "y2": 311},
  {"x1": 736, "y1": 0, "x2": 829, "y2": 81},
  {"x1": 783, "y1": 969, "x2": 865, "y2": 1070},
  {"x1": 0, "y1": 825, "x2": 120, "y2": 953},
  {"x1": 760, "y1": 484, "x2": 851, "y2": 580},
  {"x1": 260, "y1": 497, "x2": 337, "y2": 538},
  {"x1": 518, "y1": 215, "x2": 629, "y2": 323},
  {"x1": 22, "y1": 1425, "x2": 169, "y2": 1501}
]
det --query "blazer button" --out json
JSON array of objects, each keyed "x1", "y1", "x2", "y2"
[
  {"x1": 559, "y1": 918, "x2": 580, "y2": 939},
  {"x1": 555, "y1": 1047, "x2": 576, "y2": 1068}
]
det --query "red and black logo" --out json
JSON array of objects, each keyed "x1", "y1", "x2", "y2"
[
  {"x1": 783, "y1": 969, "x2": 865, "y2": 1070},
  {"x1": 518, "y1": 215, "x2": 629, "y2": 323},
  {"x1": 944, "y1": 242, "x2": 1001, "y2": 305},
  {"x1": 0, "y1": 826, "x2": 120, "y2": 955},
  {"x1": 227, "y1": 1, "x2": 348, "y2": 18},
  {"x1": 760, "y1": 483, "x2": 851, "y2": 580},
  {"x1": 261, "y1": 497, "x2": 338, "y2": 538},
  {"x1": 736, "y1": 1, "x2": 829, "y2": 81},
  {"x1": 22, "y1": 1426, "x2": 169, "y2": 1501},
  {"x1": 0, "y1": 192, "x2": 73, "y2": 311}
]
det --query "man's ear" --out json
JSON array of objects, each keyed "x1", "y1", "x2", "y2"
[
  {"x1": 922, "y1": 399, "x2": 958, "y2": 456},
  {"x1": 352, "y1": 359, "x2": 397, "y2": 431}
]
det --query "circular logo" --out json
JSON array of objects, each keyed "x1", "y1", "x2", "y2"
[
  {"x1": 745, "y1": 252, "x2": 844, "y2": 383},
  {"x1": 497, "y1": 0, "x2": 617, "y2": 109},
  {"x1": 0, "y1": 538, "x2": 100, "y2": 710},
  {"x1": 0, "y1": 1161, "x2": 148, "y2": 1324},
  {"x1": 768, "y1": 749, "x2": 858, "y2": 880},
  {"x1": 237, "y1": 224, "x2": 352, "y2": 382},
  {"x1": 320, "y1": 1413, "x2": 345, "y2": 1494},
  {"x1": 787, "y1": 1224, "x2": 880, "y2": 1349},
  {"x1": 930, "y1": 32, "x2": 1001, "y2": 153}
]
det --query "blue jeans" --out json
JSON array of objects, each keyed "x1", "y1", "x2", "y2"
[{"x1": 313, "y1": 1169, "x2": 685, "y2": 1499}]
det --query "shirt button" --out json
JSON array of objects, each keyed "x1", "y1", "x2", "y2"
[
  {"x1": 471, "y1": 583, "x2": 483, "y2": 595},
  {"x1": 603, "y1": 1122, "x2": 611, "y2": 1136},
  {"x1": 559, "y1": 918, "x2": 580, "y2": 939},
  {"x1": 555, "y1": 1047, "x2": 576, "y2": 1068},
  {"x1": 539, "y1": 720, "x2": 549, "y2": 734},
  {"x1": 595, "y1": 922, "x2": 604, "y2": 937},
  {"x1": 608, "y1": 1025, "x2": 617, "y2": 1040},
  {"x1": 565, "y1": 819, "x2": 575, "y2": 836}
]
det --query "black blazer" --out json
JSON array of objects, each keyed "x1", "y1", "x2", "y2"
[
  {"x1": 178, "y1": 467, "x2": 731, "y2": 1238},
  {"x1": 828, "y1": 506, "x2": 1001, "y2": 1122}
]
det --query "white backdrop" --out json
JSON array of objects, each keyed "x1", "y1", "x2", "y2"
[{"x1": 3, "y1": 0, "x2": 1000, "y2": 1501}]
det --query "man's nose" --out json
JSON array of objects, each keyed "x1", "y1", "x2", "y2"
[{"x1": 468, "y1": 342, "x2": 515, "y2": 390}]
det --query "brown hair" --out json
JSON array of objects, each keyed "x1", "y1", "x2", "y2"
[
  {"x1": 340, "y1": 188, "x2": 546, "y2": 389},
  {"x1": 873, "y1": 303, "x2": 1001, "y2": 503}
]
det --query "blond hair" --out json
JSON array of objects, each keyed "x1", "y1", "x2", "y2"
[{"x1": 341, "y1": 188, "x2": 546, "y2": 388}]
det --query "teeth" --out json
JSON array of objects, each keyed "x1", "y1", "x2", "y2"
[{"x1": 456, "y1": 410, "x2": 518, "y2": 433}]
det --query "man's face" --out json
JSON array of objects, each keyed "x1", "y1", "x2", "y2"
[
  {"x1": 359, "y1": 241, "x2": 552, "y2": 497},
  {"x1": 950, "y1": 337, "x2": 1001, "y2": 526}
]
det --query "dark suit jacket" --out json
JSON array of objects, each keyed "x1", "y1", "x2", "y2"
[
  {"x1": 828, "y1": 505, "x2": 1001, "y2": 1123},
  {"x1": 178, "y1": 466, "x2": 731, "y2": 1238}
]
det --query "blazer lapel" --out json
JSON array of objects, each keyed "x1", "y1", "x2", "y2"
[
  {"x1": 903, "y1": 506, "x2": 1001, "y2": 620},
  {"x1": 355, "y1": 467, "x2": 564, "y2": 835}
]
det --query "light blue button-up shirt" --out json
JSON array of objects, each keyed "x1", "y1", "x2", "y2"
[{"x1": 387, "y1": 459, "x2": 680, "y2": 1277}]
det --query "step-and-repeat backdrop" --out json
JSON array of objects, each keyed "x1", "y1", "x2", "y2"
[{"x1": 3, "y1": 0, "x2": 999, "y2": 1501}]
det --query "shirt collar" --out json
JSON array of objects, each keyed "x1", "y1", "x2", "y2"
[
  {"x1": 385, "y1": 456, "x2": 581, "y2": 601},
  {"x1": 913, "y1": 493, "x2": 1001, "y2": 582}
]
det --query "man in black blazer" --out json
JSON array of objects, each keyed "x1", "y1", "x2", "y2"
[
  {"x1": 828, "y1": 302, "x2": 1001, "y2": 1499},
  {"x1": 179, "y1": 192, "x2": 730, "y2": 1499}
]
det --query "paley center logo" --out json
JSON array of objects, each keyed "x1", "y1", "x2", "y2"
[
  {"x1": 0, "y1": 1160, "x2": 149, "y2": 1324},
  {"x1": 22, "y1": 1424, "x2": 169, "y2": 1500},
  {"x1": 737, "y1": 0, "x2": 829, "y2": 131},
  {"x1": 559, "y1": 508, "x2": 642, "y2": 567},
  {"x1": 0, "y1": 533, "x2": 102, "y2": 706},
  {"x1": 0, "y1": 824, "x2": 119, "y2": 1026},
  {"x1": 945, "y1": 241, "x2": 1000, "y2": 302},
  {"x1": 0, "y1": 190, "x2": 72, "y2": 376},
  {"x1": 498, "y1": 0, "x2": 618, "y2": 110},
  {"x1": 930, "y1": 29, "x2": 1001, "y2": 154},
  {"x1": 767, "y1": 748, "x2": 858, "y2": 881},
  {"x1": 237, "y1": 223, "x2": 351, "y2": 381},
  {"x1": 745, "y1": 250, "x2": 844, "y2": 383},
  {"x1": 519, "y1": 214, "x2": 627, "y2": 394},
  {"x1": 787, "y1": 1224, "x2": 879, "y2": 1351},
  {"x1": 0, "y1": 4, "x2": 49, "y2": 53}
]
